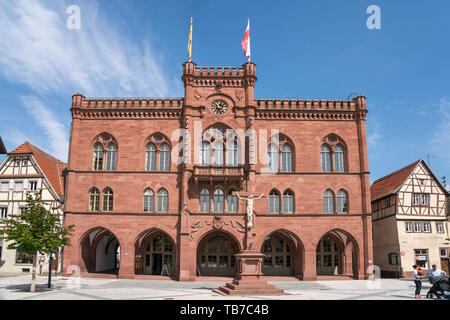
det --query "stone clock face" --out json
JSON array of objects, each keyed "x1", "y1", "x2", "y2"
[{"x1": 211, "y1": 100, "x2": 228, "y2": 115}]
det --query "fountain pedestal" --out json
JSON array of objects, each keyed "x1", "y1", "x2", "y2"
[{"x1": 214, "y1": 250, "x2": 287, "y2": 296}]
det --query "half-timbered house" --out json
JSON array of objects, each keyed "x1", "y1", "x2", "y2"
[
  {"x1": 371, "y1": 159, "x2": 450, "y2": 277},
  {"x1": 0, "y1": 142, "x2": 66, "y2": 274}
]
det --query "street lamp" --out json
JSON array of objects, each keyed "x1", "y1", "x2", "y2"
[{"x1": 48, "y1": 251, "x2": 55, "y2": 289}]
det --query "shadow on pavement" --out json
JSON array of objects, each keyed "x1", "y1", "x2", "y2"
[{"x1": 4, "y1": 283, "x2": 59, "y2": 293}]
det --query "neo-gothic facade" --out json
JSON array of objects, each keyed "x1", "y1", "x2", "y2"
[{"x1": 62, "y1": 61, "x2": 373, "y2": 281}]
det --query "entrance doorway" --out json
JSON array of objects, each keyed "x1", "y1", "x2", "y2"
[
  {"x1": 316, "y1": 234, "x2": 342, "y2": 275},
  {"x1": 261, "y1": 234, "x2": 292, "y2": 276},
  {"x1": 138, "y1": 233, "x2": 175, "y2": 276},
  {"x1": 197, "y1": 233, "x2": 238, "y2": 276}
]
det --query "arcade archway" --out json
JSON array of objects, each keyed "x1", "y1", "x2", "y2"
[
  {"x1": 316, "y1": 230, "x2": 359, "y2": 277},
  {"x1": 260, "y1": 230, "x2": 304, "y2": 277},
  {"x1": 261, "y1": 234, "x2": 292, "y2": 276},
  {"x1": 134, "y1": 229, "x2": 176, "y2": 276},
  {"x1": 80, "y1": 227, "x2": 120, "y2": 274},
  {"x1": 197, "y1": 232, "x2": 239, "y2": 277}
]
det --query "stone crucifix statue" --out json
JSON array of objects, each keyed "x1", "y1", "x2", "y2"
[{"x1": 236, "y1": 192, "x2": 265, "y2": 229}]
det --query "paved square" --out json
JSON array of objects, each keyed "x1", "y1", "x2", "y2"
[{"x1": 0, "y1": 275, "x2": 444, "y2": 300}]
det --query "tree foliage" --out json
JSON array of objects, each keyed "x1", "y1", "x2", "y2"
[{"x1": 1, "y1": 191, "x2": 74, "y2": 255}]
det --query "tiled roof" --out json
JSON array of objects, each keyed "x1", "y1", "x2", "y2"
[
  {"x1": 370, "y1": 160, "x2": 421, "y2": 201},
  {"x1": 10, "y1": 142, "x2": 66, "y2": 198}
]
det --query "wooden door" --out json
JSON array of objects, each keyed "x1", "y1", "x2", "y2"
[{"x1": 441, "y1": 258, "x2": 449, "y2": 275}]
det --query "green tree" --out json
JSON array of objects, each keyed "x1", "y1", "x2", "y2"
[{"x1": 0, "y1": 191, "x2": 74, "y2": 292}]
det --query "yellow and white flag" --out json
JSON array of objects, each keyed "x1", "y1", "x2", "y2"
[{"x1": 188, "y1": 17, "x2": 193, "y2": 61}]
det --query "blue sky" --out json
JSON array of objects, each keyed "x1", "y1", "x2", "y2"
[{"x1": 0, "y1": 0, "x2": 449, "y2": 188}]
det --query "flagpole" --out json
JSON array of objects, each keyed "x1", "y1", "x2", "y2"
[
  {"x1": 248, "y1": 18, "x2": 250, "y2": 62},
  {"x1": 188, "y1": 17, "x2": 193, "y2": 62}
]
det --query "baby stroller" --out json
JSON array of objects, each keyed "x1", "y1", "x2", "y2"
[{"x1": 426, "y1": 276, "x2": 450, "y2": 299}]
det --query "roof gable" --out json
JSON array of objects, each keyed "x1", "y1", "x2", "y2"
[
  {"x1": 370, "y1": 160, "x2": 421, "y2": 200},
  {"x1": 371, "y1": 159, "x2": 450, "y2": 201},
  {"x1": 8, "y1": 142, "x2": 66, "y2": 198}
]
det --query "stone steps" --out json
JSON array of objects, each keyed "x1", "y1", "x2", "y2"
[
  {"x1": 214, "y1": 285, "x2": 286, "y2": 296},
  {"x1": 214, "y1": 279, "x2": 288, "y2": 296}
]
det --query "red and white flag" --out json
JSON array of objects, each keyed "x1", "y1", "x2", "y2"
[{"x1": 241, "y1": 19, "x2": 250, "y2": 61}]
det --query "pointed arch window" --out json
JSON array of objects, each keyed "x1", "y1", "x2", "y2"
[
  {"x1": 283, "y1": 190, "x2": 294, "y2": 214},
  {"x1": 281, "y1": 145, "x2": 292, "y2": 172},
  {"x1": 105, "y1": 144, "x2": 117, "y2": 171},
  {"x1": 337, "y1": 190, "x2": 348, "y2": 213},
  {"x1": 102, "y1": 188, "x2": 113, "y2": 212},
  {"x1": 227, "y1": 141, "x2": 239, "y2": 166},
  {"x1": 89, "y1": 187, "x2": 100, "y2": 211},
  {"x1": 268, "y1": 143, "x2": 279, "y2": 172},
  {"x1": 157, "y1": 188, "x2": 168, "y2": 213},
  {"x1": 143, "y1": 189, "x2": 155, "y2": 213},
  {"x1": 92, "y1": 133, "x2": 118, "y2": 171},
  {"x1": 200, "y1": 188, "x2": 210, "y2": 213},
  {"x1": 323, "y1": 190, "x2": 334, "y2": 214},
  {"x1": 269, "y1": 190, "x2": 280, "y2": 214},
  {"x1": 213, "y1": 188, "x2": 224, "y2": 213},
  {"x1": 227, "y1": 190, "x2": 237, "y2": 213},
  {"x1": 159, "y1": 144, "x2": 170, "y2": 171},
  {"x1": 321, "y1": 135, "x2": 347, "y2": 172},
  {"x1": 321, "y1": 145, "x2": 331, "y2": 172},
  {"x1": 146, "y1": 143, "x2": 156, "y2": 171},
  {"x1": 334, "y1": 145, "x2": 344, "y2": 172},
  {"x1": 200, "y1": 142, "x2": 211, "y2": 166},
  {"x1": 93, "y1": 144, "x2": 104, "y2": 171},
  {"x1": 213, "y1": 143, "x2": 224, "y2": 166}
]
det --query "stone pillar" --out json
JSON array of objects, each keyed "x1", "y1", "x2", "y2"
[
  {"x1": 302, "y1": 250, "x2": 317, "y2": 281},
  {"x1": 361, "y1": 215, "x2": 373, "y2": 279},
  {"x1": 214, "y1": 250, "x2": 286, "y2": 295},
  {"x1": 235, "y1": 250, "x2": 265, "y2": 281},
  {"x1": 344, "y1": 241, "x2": 353, "y2": 276},
  {"x1": 61, "y1": 235, "x2": 79, "y2": 276},
  {"x1": 118, "y1": 244, "x2": 134, "y2": 279},
  {"x1": 177, "y1": 206, "x2": 196, "y2": 281},
  {"x1": 355, "y1": 95, "x2": 373, "y2": 279}
]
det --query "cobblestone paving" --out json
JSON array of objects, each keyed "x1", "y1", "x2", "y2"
[{"x1": 0, "y1": 275, "x2": 444, "y2": 300}]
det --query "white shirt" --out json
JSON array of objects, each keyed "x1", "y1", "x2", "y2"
[{"x1": 412, "y1": 270, "x2": 421, "y2": 280}]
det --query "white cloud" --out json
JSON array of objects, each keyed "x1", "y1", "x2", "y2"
[
  {"x1": 430, "y1": 98, "x2": 450, "y2": 164},
  {"x1": 0, "y1": 0, "x2": 177, "y2": 97},
  {"x1": 20, "y1": 95, "x2": 69, "y2": 161},
  {"x1": 367, "y1": 133, "x2": 381, "y2": 149},
  {"x1": 2, "y1": 129, "x2": 33, "y2": 150},
  {"x1": 366, "y1": 111, "x2": 383, "y2": 159},
  {"x1": 0, "y1": 0, "x2": 179, "y2": 161}
]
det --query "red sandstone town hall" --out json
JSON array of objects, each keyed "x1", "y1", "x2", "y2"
[{"x1": 62, "y1": 61, "x2": 373, "y2": 281}]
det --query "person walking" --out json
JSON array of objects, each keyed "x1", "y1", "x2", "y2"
[
  {"x1": 412, "y1": 265, "x2": 423, "y2": 299},
  {"x1": 427, "y1": 264, "x2": 446, "y2": 277}
]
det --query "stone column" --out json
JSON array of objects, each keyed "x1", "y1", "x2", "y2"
[
  {"x1": 302, "y1": 250, "x2": 317, "y2": 281},
  {"x1": 177, "y1": 207, "x2": 196, "y2": 281},
  {"x1": 118, "y1": 243, "x2": 134, "y2": 279},
  {"x1": 355, "y1": 95, "x2": 373, "y2": 279},
  {"x1": 344, "y1": 241, "x2": 353, "y2": 276}
]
